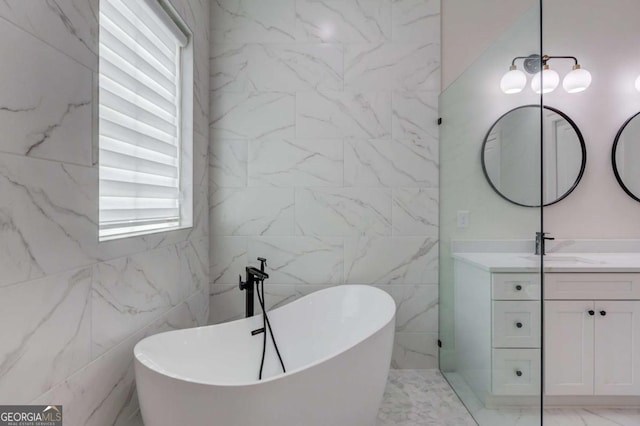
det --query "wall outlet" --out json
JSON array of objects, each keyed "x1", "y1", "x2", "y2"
[{"x1": 457, "y1": 210, "x2": 469, "y2": 228}]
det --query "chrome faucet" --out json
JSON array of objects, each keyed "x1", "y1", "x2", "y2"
[{"x1": 535, "y1": 232, "x2": 555, "y2": 255}]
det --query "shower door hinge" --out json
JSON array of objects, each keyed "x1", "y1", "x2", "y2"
[
  {"x1": 438, "y1": 339, "x2": 442, "y2": 348},
  {"x1": 438, "y1": 117, "x2": 442, "y2": 125}
]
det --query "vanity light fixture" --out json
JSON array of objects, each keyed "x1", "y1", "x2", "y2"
[
  {"x1": 634, "y1": 75, "x2": 640, "y2": 92},
  {"x1": 501, "y1": 54, "x2": 592, "y2": 94}
]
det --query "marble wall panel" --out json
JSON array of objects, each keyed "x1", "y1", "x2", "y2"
[
  {"x1": 0, "y1": 268, "x2": 92, "y2": 403},
  {"x1": 0, "y1": 0, "x2": 99, "y2": 70},
  {"x1": 295, "y1": 188, "x2": 392, "y2": 236},
  {"x1": 210, "y1": 187, "x2": 295, "y2": 236},
  {"x1": 0, "y1": 1, "x2": 210, "y2": 424},
  {"x1": 0, "y1": 154, "x2": 96, "y2": 286},
  {"x1": 345, "y1": 43, "x2": 440, "y2": 91},
  {"x1": 248, "y1": 139, "x2": 343, "y2": 187},
  {"x1": 344, "y1": 138, "x2": 438, "y2": 187},
  {"x1": 344, "y1": 236, "x2": 439, "y2": 285},
  {"x1": 296, "y1": 0, "x2": 391, "y2": 43},
  {"x1": 0, "y1": 17, "x2": 92, "y2": 165},
  {"x1": 296, "y1": 91, "x2": 392, "y2": 139},
  {"x1": 247, "y1": 237, "x2": 344, "y2": 284},
  {"x1": 210, "y1": 91, "x2": 295, "y2": 139},
  {"x1": 392, "y1": 188, "x2": 439, "y2": 236},
  {"x1": 209, "y1": 0, "x2": 440, "y2": 369},
  {"x1": 211, "y1": 0, "x2": 298, "y2": 43}
]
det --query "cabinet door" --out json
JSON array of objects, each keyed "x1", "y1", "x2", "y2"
[
  {"x1": 594, "y1": 301, "x2": 640, "y2": 395},
  {"x1": 544, "y1": 301, "x2": 594, "y2": 395}
]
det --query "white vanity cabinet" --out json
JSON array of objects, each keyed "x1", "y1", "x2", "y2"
[
  {"x1": 545, "y1": 274, "x2": 640, "y2": 396},
  {"x1": 453, "y1": 262, "x2": 543, "y2": 402},
  {"x1": 453, "y1": 254, "x2": 640, "y2": 406},
  {"x1": 491, "y1": 274, "x2": 541, "y2": 396}
]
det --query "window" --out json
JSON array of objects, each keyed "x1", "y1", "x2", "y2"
[{"x1": 98, "y1": 0, "x2": 193, "y2": 241}]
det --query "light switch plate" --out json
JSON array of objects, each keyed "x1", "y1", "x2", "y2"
[{"x1": 457, "y1": 210, "x2": 469, "y2": 228}]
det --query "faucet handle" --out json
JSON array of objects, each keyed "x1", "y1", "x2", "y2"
[
  {"x1": 536, "y1": 232, "x2": 555, "y2": 240},
  {"x1": 239, "y1": 274, "x2": 246, "y2": 290},
  {"x1": 257, "y1": 257, "x2": 267, "y2": 272}
]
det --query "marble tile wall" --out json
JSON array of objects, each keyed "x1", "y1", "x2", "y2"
[
  {"x1": 0, "y1": 1, "x2": 210, "y2": 424},
  {"x1": 209, "y1": 0, "x2": 440, "y2": 369}
]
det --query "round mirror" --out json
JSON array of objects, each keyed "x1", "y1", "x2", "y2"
[
  {"x1": 613, "y1": 113, "x2": 640, "y2": 203},
  {"x1": 481, "y1": 105, "x2": 586, "y2": 207}
]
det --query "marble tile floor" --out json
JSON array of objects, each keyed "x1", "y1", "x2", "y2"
[
  {"x1": 445, "y1": 371, "x2": 640, "y2": 426},
  {"x1": 123, "y1": 368, "x2": 640, "y2": 425},
  {"x1": 125, "y1": 369, "x2": 476, "y2": 426},
  {"x1": 377, "y1": 369, "x2": 477, "y2": 426}
]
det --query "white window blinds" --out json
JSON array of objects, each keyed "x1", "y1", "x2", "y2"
[{"x1": 99, "y1": 0, "x2": 188, "y2": 239}]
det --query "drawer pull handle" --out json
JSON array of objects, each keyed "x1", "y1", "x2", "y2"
[
  {"x1": 515, "y1": 284, "x2": 523, "y2": 291},
  {"x1": 588, "y1": 310, "x2": 595, "y2": 316},
  {"x1": 515, "y1": 322, "x2": 523, "y2": 329},
  {"x1": 600, "y1": 310, "x2": 607, "y2": 316},
  {"x1": 515, "y1": 370, "x2": 523, "y2": 377}
]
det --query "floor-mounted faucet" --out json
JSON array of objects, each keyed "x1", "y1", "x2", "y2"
[
  {"x1": 535, "y1": 232, "x2": 555, "y2": 255},
  {"x1": 239, "y1": 258, "x2": 269, "y2": 317}
]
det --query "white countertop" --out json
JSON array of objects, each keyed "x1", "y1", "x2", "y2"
[{"x1": 452, "y1": 252, "x2": 640, "y2": 273}]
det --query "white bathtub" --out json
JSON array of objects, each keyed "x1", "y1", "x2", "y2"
[{"x1": 134, "y1": 285, "x2": 396, "y2": 426}]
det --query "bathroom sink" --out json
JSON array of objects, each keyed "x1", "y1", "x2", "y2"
[{"x1": 519, "y1": 255, "x2": 598, "y2": 264}]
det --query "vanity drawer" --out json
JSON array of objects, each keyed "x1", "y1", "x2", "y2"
[
  {"x1": 545, "y1": 273, "x2": 640, "y2": 300},
  {"x1": 492, "y1": 348, "x2": 541, "y2": 396},
  {"x1": 492, "y1": 273, "x2": 540, "y2": 300},
  {"x1": 493, "y1": 301, "x2": 541, "y2": 348}
]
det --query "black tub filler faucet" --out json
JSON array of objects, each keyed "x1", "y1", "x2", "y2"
[{"x1": 239, "y1": 257, "x2": 269, "y2": 318}]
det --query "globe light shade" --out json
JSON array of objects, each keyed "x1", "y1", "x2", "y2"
[
  {"x1": 500, "y1": 68, "x2": 527, "y2": 94},
  {"x1": 563, "y1": 67, "x2": 592, "y2": 93},
  {"x1": 635, "y1": 75, "x2": 640, "y2": 92},
  {"x1": 531, "y1": 68, "x2": 560, "y2": 94}
]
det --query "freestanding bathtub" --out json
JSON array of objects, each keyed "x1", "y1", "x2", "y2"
[{"x1": 134, "y1": 285, "x2": 396, "y2": 426}]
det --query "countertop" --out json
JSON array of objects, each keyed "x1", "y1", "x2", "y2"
[{"x1": 452, "y1": 252, "x2": 640, "y2": 273}]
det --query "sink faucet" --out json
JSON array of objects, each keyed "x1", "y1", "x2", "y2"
[
  {"x1": 535, "y1": 232, "x2": 555, "y2": 256},
  {"x1": 239, "y1": 258, "x2": 269, "y2": 318}
]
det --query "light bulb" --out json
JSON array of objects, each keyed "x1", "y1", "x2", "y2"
[
  {"x1": 531, "y1": 66, "x2": 560, "y2": 94},
  {"x1": 500, "y1": 66, "x2": 527, "y2": 94},
  {"x1": 635, "y1": 75, "x2": 640, "y2": 92},
  {"x1": 563, "y1": 65, "x2": 592, "y2": 93}
]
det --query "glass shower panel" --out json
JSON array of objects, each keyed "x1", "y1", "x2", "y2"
[{"x1": 438, "y1": 4, "x2": 543, "y2": 425}]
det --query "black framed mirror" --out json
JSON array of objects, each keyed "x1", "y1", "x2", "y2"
[
  {"x1": 612, "y1": 112, "x2": 640, "y2": 203},
  {"x1": 481, "y1": 105, "x2": 586, "y2": 207}
]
